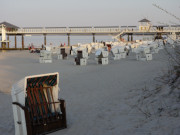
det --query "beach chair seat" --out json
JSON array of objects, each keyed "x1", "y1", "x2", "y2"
[
  {"x1": 12, "y1": 73, "x2": 67, "y2": 135},
  {"x1": 75, "y1": 50, "x2": 87, "y2": 65},
  {"x1": 39, "y1": 50, "x2": 52, "y2": 63},
  {"x1": 95, "y1": 49, "x2": 109, "y2": 65},
  {"x1": 58, "y1": 48, "x2": 67, "y2": 59}
]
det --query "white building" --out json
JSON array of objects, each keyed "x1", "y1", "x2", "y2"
[{"x1": 139, "y1": 19, "x2": 151, "y2": 32}]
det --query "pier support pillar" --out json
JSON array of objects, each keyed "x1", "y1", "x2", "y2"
[
  {"x1": 68, "y1": 34, "x2": 70, "y2": 46},
  {"x1": 44, "y1": 34, "x2": 46, "y2": 46},
  {"x1": 22, "y1": 35, "x2": 24, "y2": 49},
  {"x1": 7, "y1": 35, "x2": 9, "y2": 48},
  {"x1": 93, "y1": 33, "x2": 95, "y2": 42},
  {"x1": 131, "y1": 34, "x2": 133, "y2": 42},
  {"x1": 120, "y1": 35, "x2": 122, "y2": 41},
  {"x1": 1, "y1": 42, "x2": 6, "y2": 49},
  {"x1": 127, "y1": 34, "x2": 130, "y2": 42},
  {"x1": 15, "y1": 35, "x2": 17, "y2": 49}
]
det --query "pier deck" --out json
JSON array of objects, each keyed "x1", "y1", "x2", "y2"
[{"x1": 0, "y1": 26, "x2": 180, "y2": 49}]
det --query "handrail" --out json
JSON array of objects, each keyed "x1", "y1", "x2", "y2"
[{"x1": 0, "y1": 26, "x2": 180, "y2": 34}]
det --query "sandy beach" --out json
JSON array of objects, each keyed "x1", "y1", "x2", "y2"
[
  {"x1": 1, "y1": 0, "x2": 180, "y2": 134},
  {"x1": 1, "y1": 49, "x2": 177, "y2": 135}
]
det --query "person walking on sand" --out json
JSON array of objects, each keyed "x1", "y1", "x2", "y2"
[
  {"x1": 41, "y1": 44, "x2": 44, "y2": 50},
  {"x1": 125, "y1": 45, "x2": 130, "y2": 56}
]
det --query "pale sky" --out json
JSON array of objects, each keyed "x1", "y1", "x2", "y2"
[{"x1": 0, "y1": 0, "x2": 179, "y2": 27}]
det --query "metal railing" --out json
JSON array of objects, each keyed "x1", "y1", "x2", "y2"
[
  {"x1": 0, "y1": 27, "x2": 120, "y2": 34},
  {"x1": 0, "y1": 27, "x2": 180, "y2": 34}
]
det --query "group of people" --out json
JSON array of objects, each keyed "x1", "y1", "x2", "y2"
[
  {"x1": 28, "y1": 42, "x2": 67, "y2": 53},
  {"x1": 60, "y1": 43, "x2": 66, "y2": 47},
  {"x1": 28, "y1": 43, "x2": 41, "y2": 53}
]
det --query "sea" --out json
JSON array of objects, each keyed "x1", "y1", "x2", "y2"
[{"x1": 1, "y1": 35, "x2": 154, "y2": 48}]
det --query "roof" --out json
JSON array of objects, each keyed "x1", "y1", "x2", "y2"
[
  {"x1": 0, "y1": 21, "x2": 19, "y2": 29},
  {"x1": 23, "y1": 27, "x2": 44, "y2": 29},
  {"x1": 94, "y1": 26, "x2": 119, "y2": 28},
  {"x1": 121, "y1": 26, "x2": 137, "y2": 28},
  {"x1": 12, "y1": 72, "x2": 59, "y2": 95},
  {"x1": 152, "y1": 25, "x2": 169, "y2": 27},
  {"x1": 139, "y1": 19, "x2": 151, "y2": 22},
  {"x1": 170, "y1": 25, "x2": 180, "y2": 27},
  {"x1": 69, "y1": 26, "x2": 92, "y2": 28},
  {"x1": 127, "y1": 26, "x2": 137, "y2": 27}
]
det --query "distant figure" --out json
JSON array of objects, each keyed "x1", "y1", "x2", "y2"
[
  {"x1": 60, "y1": 43, "x2": 63, "y2": 47},
  {"x1": 29, "y1": 43, "x2": 35, "y2": 53},
  {"x1": 163, "y1": 40, "x2": 166, "y2": 46},
  {"x1": 125, "y1": 45, "x2": 130, "y2": 56},
  {"x1": 28, "y1": 44, "x2": 31, "y2": 50},
  {"x1": 28, "y1": 46, "x2": 31, "y2": 51},
  {"x1": 64, "y1": 43, "x2": 66, "y2": 46},
  {"x1": 103, "y1": 42, "x2": 106, "y2": 46}
]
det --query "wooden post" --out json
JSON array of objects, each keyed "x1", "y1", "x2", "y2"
[
  {"x1": 7, "y1": 35, "x2": 9, "y2": 48},
  {"x1": 120, "y1": 35, "x2": 122, "y2": 41},
  {"x1": 93, "y1": 33, "x2": 95, "y2": 42},
  {"x1": 1, "y1": 42, "x2": 6, "y2": 49},
  {"x1": 127, "y1": 34, "x2": 130, "y2": 41},
  {"x1": 59, "y1": 99, "x2": 67, "y2": 128},
  {"x1": 131, "y1": 34, "x2": 133, "y2": 41},
  {"x1": 67, "y1": 34, "x2": 70, "y2": 46},
  {"x1": 44, "y1": 34, "x2": 46, "y2": 46},
  {"x1": 22, "y1": 35, "x2": 24, "y2": 49},
  {"x1": 15, "y1": 35, "x2": 17, "y2": 49}
]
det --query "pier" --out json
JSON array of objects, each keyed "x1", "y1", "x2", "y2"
[{"x1": 0, "y1": 20, "x2": 180, "y2": 50}]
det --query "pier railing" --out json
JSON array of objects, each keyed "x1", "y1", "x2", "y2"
[
  {"x1": 1, "y1": 27, "x2": 121, "y2": 34},
  {"x1": 121, "y1": 27, "x2": 180, "y2": 33},
  {"x1": 0, "y1": 26, "x2": 180, "y2": 34}
]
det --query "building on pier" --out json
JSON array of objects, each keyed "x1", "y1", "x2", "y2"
[
  {"x1": 139, "y1": 18, "x2": 151, "y2": 31},
  {"x1": 0, "y1": 22, "x2": 19, "y2": 49},
  {"x1": 0, "y1": 21, "x2": 19, "y2": 31}
]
